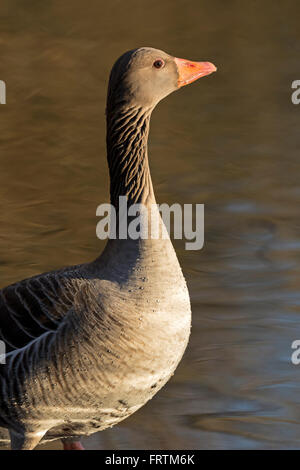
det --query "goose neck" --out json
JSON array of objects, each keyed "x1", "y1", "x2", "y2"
[{"x1": 106, "y1": 104, "x2": 155, "y2": 210}]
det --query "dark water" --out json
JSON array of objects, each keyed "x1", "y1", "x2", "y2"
[{"x1": 1, "y1": 0, "x2": 300, "y2": 449}]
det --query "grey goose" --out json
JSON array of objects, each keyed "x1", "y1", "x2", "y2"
[{"x1": 0, "y1": 47, "x2": 216, "y2": 450}]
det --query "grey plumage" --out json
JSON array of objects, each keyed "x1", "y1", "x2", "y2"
[{"x1": 0, "y1": 47, "x2": 196, "y2": 449}]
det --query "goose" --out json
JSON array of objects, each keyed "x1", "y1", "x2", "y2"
[{"x1": 0, "y1": 47, "x2": 216, "y2": 450}]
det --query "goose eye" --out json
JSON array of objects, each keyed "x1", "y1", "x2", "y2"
[{"x1": 153, "y1": 59, "x2": 165, "y2": 69}]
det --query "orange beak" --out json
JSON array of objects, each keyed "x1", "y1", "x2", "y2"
[{"x1": 174, "y1": 57, "x2": 217, "y2": 87}]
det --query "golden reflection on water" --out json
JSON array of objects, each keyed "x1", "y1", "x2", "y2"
[{"x1": 1, "y1": 0, "x2": 300, "y2": 449}]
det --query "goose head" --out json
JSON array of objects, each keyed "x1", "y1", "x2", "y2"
[{"x1": 106, "y1": 47, "x2": 217, "y2": 111}]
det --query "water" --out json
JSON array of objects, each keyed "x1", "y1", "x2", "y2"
[{"x1": 1, "y1": 0, "x2": 300, "y2": 449}]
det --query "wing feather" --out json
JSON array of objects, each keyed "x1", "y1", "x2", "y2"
[{"x1": 0, "y1": 266, "x2": 83, "y2": 353}]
